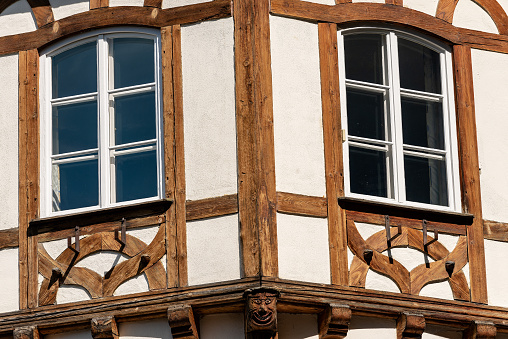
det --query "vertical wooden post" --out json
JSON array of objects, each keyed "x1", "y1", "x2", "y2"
[
  {"x1": 19, "y1": 49, "x2": 40, "y2": 309},
  {"x1": 234, "y1": 0, "x2": 278, "y2": 277},
  {"x1": 453, "y1": 45, "x2": 488, "y2": 304},
  {"x1": 318, "y1": 22, "x2": 348, "y2": 286},
  {"x1": 90, "y1": 0, "x2": 109, "y2": 9}
]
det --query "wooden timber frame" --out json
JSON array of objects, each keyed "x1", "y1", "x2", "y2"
[{"x1": 7, "y1": 0, "x2": 508, "y2": 335}]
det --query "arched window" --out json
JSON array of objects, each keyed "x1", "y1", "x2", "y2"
[
  {"x1": 40, "y1": 28, "x2": 163, "y2": 216},
  {"x1": 338, "y1": 28, "x2": 460, "y2": 210}
]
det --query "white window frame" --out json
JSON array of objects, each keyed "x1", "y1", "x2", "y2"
[
  {"x1": 40, "y1": 27, "x2": 164, "y2": 217},
  {"x1": 338, "y1": 27, "x2": 461, "y2": 212}
]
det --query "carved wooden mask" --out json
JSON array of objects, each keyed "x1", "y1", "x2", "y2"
[{"x1": 244, "y1": 288, "x2": 279, "y2": 334}]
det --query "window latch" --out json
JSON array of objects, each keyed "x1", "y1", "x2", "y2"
[
  {"x1": 67, "y1": 226, "x2": 80, "y2": 253},
  {"x1": 115, "y1": 217, "x2": 127, "y2": 245},
  {"x1": 423, "y1": 219, "x2": 438, "y2": 248}
]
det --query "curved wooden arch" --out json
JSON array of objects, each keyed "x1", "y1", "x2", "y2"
[{"x1": 0, "y1": 0, "x2": 54, "y2": 28}]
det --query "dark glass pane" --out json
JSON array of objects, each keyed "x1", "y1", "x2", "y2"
[
  {"x1": 52, "y1": 42, "x2": 97, "y2": 98},
  {"x1": 52, "y1": 159, "x2": 98, "y2": 211},
  {"x1": 398, "y1": 38, "x2": 441, "y2": 94},
  {"x1": 344, "y1": 34, "x2": 383, "y2": 84},
  {"x1": 401, "y1": 98, "x2": 444, "y2": 149},
  {"x1": 116, "y1": 150, "x2": 157, "y2": 202},
  {"x1": 349, "y1": 146, "x2": 388, "y2": 198},
  {"x1": 347, "y1": 89, "x2": 385, "y2": 140},
  {"x1": 52, "y1": 101, "x2": 98, "y2": 154},
  {"x1": 115, "y1": 91, "x2": 156, "y2": 145},
  {"x1": 113, "y1": 38, "x2": 155, "y2": 89},
  {"x1": 404, "y1": 155, "x2": 448, "y2": 206}
]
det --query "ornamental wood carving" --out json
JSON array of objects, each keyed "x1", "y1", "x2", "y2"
[
  {"x1": 167, "y1": 304, "x2": 199, "y2": 339},
  {"x1": 397, "y1": 313, "x2": 425, "y2": 339},
  {"x1": 347, "y1": 219, "x2": 470, "y2": 300},
  {"x1": 91, "y1": 316, "x2": 119, "y2": 339},
  {"x1": 318, "y1": 304, "x2": 352, "y2": 339},
  {"x1": 244, "y1": 288, "x2": 280, "y2": 338},
  {"x1": 13, "y1": 327, "x2": 40, "y2": 339},
  {"x1": 464, "y1": 321, "x2": 497, "y2": 338}
]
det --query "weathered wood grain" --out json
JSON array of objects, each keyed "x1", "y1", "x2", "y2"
[
  {"x1": 26, "y1": 0, "x2": 54, "y2": 28},
  {"x1": 435, "y1": 0, "x2": 459, "y2": 22},
  {"x1": 144, "y1": 0, "x2": 162, "y2": 8},
  {"x1": 90, "y1": 0, "x2": 109, "y2": 9},
  {"x1": 473, "y1": 0, "x2": 508, "y2": 35},
  {"x1": 397, "y1": 313, "x2": 425, "y2": 339},
  {"x1": 186, "y1": 194, "x2": 239, "y2": 221},
  {"x1": 275, "y1": 192, "x2": 327, "y2": 218}
]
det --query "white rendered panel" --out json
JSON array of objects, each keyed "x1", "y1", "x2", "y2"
[
  {"x1": 186, "y1": 214, "x2": 240, "y2": 285},
  {"x1": 110, "y1": 0, "x2": 144, "y2": 6},
  {"x1": 181, "y1": 18, "x2": 237, "y2": 200},
  {"x1": 499, "y1": 0, "x2": 508, "y2": 18},
  {"x1": 162, "y1": 0, "x2": 212, "y2": 9},
  {"x1": 485, "y1": 239, "x2": 508, "y2": 307},
  {"x1": 113, "y1": 274, "x2": 149, "y2": 296},
  {"x1": 352, "y1": 0, "x2": 385, "y2": 3},
  {"x1": 271, "y1": 16, "x2": 326, "y2": 197},
  {"x1": 278, "y1": 314, "x2": 319, "y2": 339},
  {"x1": 453, "y1": 0, "x2": 498, "y2": 34},
  {"x1": 365, "y1": 269, "x2": 400, "y2": 293},
  {"x1": 119, "y1": 319, "x2": 171, "y2": 339},
  {"x1": 57, "y1": 285, "x2": 91, "y2": 304},
  {"x1": 348, "y1": 316, "x2": 396, "y2": 339},
  {"x1": 423, "y1": 325, "x2": 463, "y2": 339},
  {"x1": 472, "y1": 49, "x2": 508, "y2": 222},
  {"x1": 404, "y1": 0, "x2": 439, "y2": 17},
  {"x1": 388, "y1": 247, "x2": 434, "y2": 272},
  {"x1": 419, "y1": 280, "x2": 454, "y2": 300},
  {"x1": 200, "y1": 313, "x2": 244, "y2": 339},
  {"x1": 42, "y1": 239, "x2": 67, "y2": 260},
  {"x1": 46, "y1": 330, "x2": 92, "y2": 339},
  {"x1": 277, "y1": 213, "x2": 331, "y2": 284},
  {"x1": 304, "y1": 0, "x2": 335, "y2": 5},
  {"x1": 0, "y1": 248, "x2": 19, "y2": 311},
  {"x1": 49, "y1": 0, "x2": 89, "y2": 21},
  {"x1": 0, "y1": 0, "x2": 36, "y2": 37},
  {"x1": 76, "y1": 252, "x2": 128, "y2": 276},
  {"x1": 0, "y1": 54, "x2": 18, "y2": 230}
]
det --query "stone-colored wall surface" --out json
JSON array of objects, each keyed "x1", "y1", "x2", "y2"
[
  {"x1": 0, "y1": 0, "x2": 36, "y2": 37},
  {"x1": 48, "y1": 0, "x2": 89, "y2": 21},
  {"x1": 200, "y1": 313, "x2": 244, "y2": 339},
  {"x1": 453, "y1": 0, "x2": 498, "y2": 33},
  {"x1": 0, "y1": 248, "x2": 19, "y2": 312}
]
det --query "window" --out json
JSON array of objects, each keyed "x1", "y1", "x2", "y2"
[
  {"x1": 338, "y1": 28, "x2": 460, "y2": 210},
  {"x1": 40, "y1": 29, "x2": 163, "y2": 216}
]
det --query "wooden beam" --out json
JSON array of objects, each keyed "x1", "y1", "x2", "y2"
[
  {"x1": 396, "y1": 313, "x2": 425, "y2": 339},
  {"x1": 26, "y1": 0, "x2": 54, "y2": 28},
  {"x1": 167, "y1": 304, "x2": 199, "y2": 339},
  {"x1": 90, "y1": 0, "x2": 109, "y2": 9},
  {"x1": 483, "y1": 219, "x2": 508, "y2": 241},
  {"x1": 386, "y1": 0, "x2": 403, "y2": 5},
  {"x1": 318, "y1": 304, "x2": 351, "y2": 338},
  {"x1": 276, "y1": 192, "x2": 327, "y2": 218},
  {"x1": 472, "y1": 0, "x2": 508, "y2": 35},
  {"x1": 453, "y1": 45, "x2": 488, "y2": 304},
  {"x1": 144, "y1": 0, "x2": 162, "y2": 8},
  {"x1": 464, "y1": 321, "x2": 496, "y2": 339},
  {"x1": 13, "y1": 326, "x2": 40, "y2": 339},
  {"x1": 0, "y1": 228, "x2": 19, "y2": 249},
  {"x1": 436, "y1": 0, "x2": 459, "y2": 22},
  {"x1": 234, "y1": 0, "x2": 278, "y2": 277},
  {"x1": 186, "y1": 194, "x2": 239, "y2": 221},
  {"x1": 90, "y1": 316, "x2": 118, "y2": 339}
]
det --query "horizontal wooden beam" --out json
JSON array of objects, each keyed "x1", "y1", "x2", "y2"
[
  {"x1": 483, "y1": 219, "x2": 508, "y2": 242},
  {"x1": 0, "y1": 228, "x2": 19, "y2": 249},
  {"x1": 276, "y1": 192, "x2": 327, "y2": 218},
  {"x1": 186, "y1": 194, "x2": 238, "y2": 221}
]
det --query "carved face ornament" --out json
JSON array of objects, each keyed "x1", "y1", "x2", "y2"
[{"x1": 248, "y1": 292, "x2": 276, "y2": 328}]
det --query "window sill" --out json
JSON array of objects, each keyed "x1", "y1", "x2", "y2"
[
  {"x1": 338, "y1": 197, "x2": 473, "y2": 225},
  {"x1": 30, "y1": 198, "x2": 172, "y2": 235}
]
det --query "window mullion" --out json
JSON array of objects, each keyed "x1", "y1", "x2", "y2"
[{"x1": 98, "y1": 35, "x2": 110, "y2": 208}]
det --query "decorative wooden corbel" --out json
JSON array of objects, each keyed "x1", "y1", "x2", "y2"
[
  {"x1": 397, "y1": 313, "x2": 425, "y2": 339},
  {"x1": 91, "y1": 316, "x2": 119, "y2": 339},
  {"x1": 318, "y1": 304, "x2": 352, "y2": 339},
  {"x1": 464, "y1": 321, "x2": 496, "y2": 339},
  {"x1": 13, "y1": 326, "x2": 40, "y2": 339},
  {"x1": 167, "y1": 304, "x2": 199, "y2": 339},
  {"x1": 244, "y1": 288, "x2": 280, "y2": 339}
]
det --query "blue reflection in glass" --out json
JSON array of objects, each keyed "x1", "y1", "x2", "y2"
[
  {"x1": 115, "y1": 91, "x2": 156, "y2": 145},
  {"x1": 52, "y1": 42, "x2": 97, "y2": 98},
  {"x1": 115, "y1": 150, "x2": 157, "y2": 202},
  {"x1": 52, "y1": 159, "x2": 99, "y2": 211},
  {"x1": 52, "y1": 101, "x2": 97, "y2": 155},
  {"x1": 113, "y1": 38, "x2": 155, "y2": 89}
]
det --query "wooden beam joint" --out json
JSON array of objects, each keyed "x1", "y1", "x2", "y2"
[
  {"x1": 318, "y1": 304, "x2": 352, "y2": 339},
  {"x1": 91, "y1": 316, "x2": 119, "y2": 339},
  {"x1": 464, "y1": 321, "x2": 496, "y2": 339},
  {"x1": 397, "y1": 313, "x2": 425, "y2": 339},
  {"x1": 167, "y1": 304, "x2": 199, "y2": 339}
]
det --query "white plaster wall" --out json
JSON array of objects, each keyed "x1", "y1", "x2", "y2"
[
  {"x1": 57, "y1": 285, "x2": 91, "y2": 304},
  {"x1": 113, "y1": 274, "x2": 149, "y2": 296},
  {"x1": 304, "y1": 0, "x2": 335, "y2": 5},
  {"x1": 42, "y1": 239, "x2": 67, "y2": 259},
  {"x1": 277, "y1": 213, "x2": 331, "y2": 284},
  {"x1": 352, "y1": 0, "x2": 385, "y2": 3},
  {"x1": 499, "y1": 0, "x2": 508, "y2": 18},
  {"x1": 46, "y1": 330, "x2": 92, "y2": 339},
  {"x1": 162, "y1": 0, "x2": 212, "y2": 9},
  {"x1": 472, "y1": 49, "x2": 508, "y2": 222},
  {"x1": 119, "y1": 319, "x2": 171, "y2": 339},
  {"x1": 76, "y1": 251, "x2": 129, "y2": 276},
  {"x1": 0, "y1": 248, "x2": 19, "y2": 312},
  {"x1": 404, "y1": 0, "x2": 438, "y2": 17},
  {"x1": 278, "y1": 314, "x2": 318, "y2": 339},
  {"x1": 181, "y1": 18, "x2": 237, "y2": 201},
  {"x1": 270, "y1": 16, "x2": 327, "y2": 197},
  {"x1": 365, "y1": 270, "x2": 400, "y2": 293},
  {"x1": 453, "y1": 0, "x2": 498, "y2": 34},
  {"x1": 423, "y1": 324, "x2": 463, "y2": 339},
  {"x1": 186, "y1": 214, "x2": 240, "y2": 285},
  {"x1": 110, "y1": 0, "x2": 144, "y2": 6},
  {"x1": 48, "y1": 0, "x2": 89, "y2": 21},
  {"x1": 0, "y1": 54, "x2": 18, "y2": 231},
  {"x1": 347, "y1": 316, "x2": 396, "y2": 339},
  {"x1": 485, "y1": 239, "x2": 508, "y2": 307},
  {"x1": 200, "y1": 313, "x2": 244, "y2": 339},
  {"x1": 420, "y1": 280, "x2": 454, "y2": 300},
  {"x1": 0, "y1": 0, "x2": 36, "y2": 37}
]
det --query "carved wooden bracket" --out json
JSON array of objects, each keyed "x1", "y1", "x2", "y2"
[
  {"x1": 318, "y1": 304, "x2": 352, "y2": 339},
  {"x1": 91, "y1": 316, "x2": 119, "y2": 339},
  {"x1": 464, "y1": 321, "x2": 497, "y2": 339},
  {"x1": 167, "y1": 304, "x2": 199, "y2": 339},
  {"x1": 397, "y1": 313, "x2": 425, "y2": 339},
  {"x1": 244, "y1": 288, "x2": 280, "y2": 339},
  {"x1": 13, "y1": 326, "x2": 40, "y2": 339}
]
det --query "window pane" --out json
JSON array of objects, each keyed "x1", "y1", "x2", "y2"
[
  {"x1": 349, "y1": 146, "x2": 388, "y2": 198},
  {"x1": 344, "y1": 34, "x2": 384, "y2": 84},
  {"x1": 401, "y1": 98, "x2": 444, "y2": 150},
  {"x1": 115, "y1": 150, "x2": 157, "y2": 202},
  {"x1": 347, "y1": 89, "x2": 386, "y2": 140},
  {"x1": 398, "y1": 38, "x2": 441, "y2": 94},
  {"x1": 114, "y1": 91, "x2": 156, "y2": 145},
  {"x1": 112, "y1": 38, "x2": 155, "y2": 89},
  {"x1": 404, "y1": 155, "x2": 448, "y2": 206},
  {"x1": 52, "y1": 101, "x2": 98, "y2": 155},
  {"x1": 52, "y1": 42, "x2": 97, "y2": 98},
  {"x1": 52, "y1": 159, "x2": 99, "y2": 211}
]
